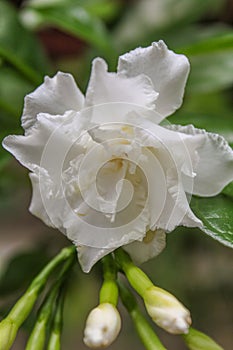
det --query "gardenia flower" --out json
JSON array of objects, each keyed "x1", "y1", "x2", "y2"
[
  {"x1": 83, "y1": 303, "x2": 121, "y2": 348},
  {"x1": 3, "y1": 41, "x2": 233, "y2": 272}
]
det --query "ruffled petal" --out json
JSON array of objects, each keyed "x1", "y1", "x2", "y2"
[
  {"x1": 28, "y1": 166, "x2": 71, "y2": 233},
  {"x1": 22, "y1": 72, "x2": 84, "y2": 132},
  {"x1": 85, "y1": 57, "x2": 158, "y2": 118},
  {"x1": 117, "y1": 40, "x2": 190, "y2": 119},
  {"x1": 29, "y1": 171, "x2": 55, "y2": 228},
  {"x1": 2, "y1": 111, "x2": 86, "y2": 174},
  {"x1": 123, "y1": 229, "x2": 166, "y2": 264},
  {"x1": 167, "y1": 124, "x2": 233, "y2": 196}
]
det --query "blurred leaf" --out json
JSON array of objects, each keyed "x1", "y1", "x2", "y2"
[
  {"x1": 0, "y1": 248, "x2": 49, "y2": 296},
  {"x1": 24, "y1": 0, "x2": 120, "y2": 19},
  {"x1": 0, "y1": 1, "x2": 49, "y2": 84},
  {"x1": 114, "y1": 0, "x2": 225, "y2": 50},
  {"x1": 191, "y1": 195, "x2": 233, "y2": 248},
  {"x1": 0, "y1": 67, "x2": 34, "y2": 120},
  {"x1": 23, "y1": 1, "x2": 114, "y2": 57},
  {"x1": 170, "y1": 92, "x2": 233, "y2": 145},
  {"x1": 179, "y1": 33, "x2": 233, "y2": 55},
  {"x1": 180, "y1": 34, "x2": 233, "y2": 93},
  {"x1": 73, "y1": 0, "x2": 121, "y2": 21}
]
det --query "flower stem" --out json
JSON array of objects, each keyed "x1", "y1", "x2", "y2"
[
  {"x1": 118, "y1": 281, "x2": 167, "y2": 350},
  {"x1": 114, "y1": 248, "x2": 153, "y2": 296},
  {"x1": 0, "y1": 246, "x2": 76, "y2": 350},
  {"x1": 182, "y1": 327, "x2": 224, "y2": 350},
  {"x1": 26, "y1": 252, "x2": 75, "y2": 350},
  {"x1": 99, "y1": 254, "x2": 118, "y2": 306},
  {"x1": 47, "y1": 289, "x2": 65, "y2": 350}
]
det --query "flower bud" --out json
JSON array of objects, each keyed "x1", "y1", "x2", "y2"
[
  {"x1": 83, "y1": 303, "x2": 121, "y2": 348},
  {"x1": 183, "y1": 327, "x2": 224, "y2": 350},
  {"x1": 144, "y1": 286, "x2": 191, "y2": 334},
  {"x1": 0, "y1": 317, "x2": 18, "y2": 350}
]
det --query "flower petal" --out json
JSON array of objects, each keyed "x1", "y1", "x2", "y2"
[
  {"x1": 29, "y1": 172, "x2": 54, "y2": 227},
  {"x1": 117, "y1": 40, "x2": 190, "y2": 118},
  {"x1": 85, "y1": 57, "x2": 158, "y2": 119},
  {"x1": 22, "y1": 72, "x2": 84, "y2": 132},
  {"x1": 77, "y1": 246, "x2": 113, "y2": 273},
  {"x1": 2, "y1": 111, "x2": 85, "y2": 174},
  {"x1": 123, "y1": 229, "x2": 166, "y2": 264},
  {"x1": 167, "y1": 124, "x2": 233, "y2": 196}
]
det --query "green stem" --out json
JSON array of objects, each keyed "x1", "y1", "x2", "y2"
[
  {"x1": 99, "y1": 254, "x2": 118, "y2": 306},
  {"x1": 9, "y1": 246, "x2": 76, "y2": 324},
  {"x1": 47, "y1": 289, "x2": 65, "y2": 350},
  {"x1": 114, "y1": 249, "x2": 153, "y2": 296},
  {"x1": 182, "y1": 327, "x2": 224, "y2": 350},
  {"x1": 118, "y1": 281, "x2": 167, "y2": 350},
  {"x1": 26, "y1": 253, "x2": 75, "y2": 350},
  {"x1": 0, "y1": 246, "x2": 75, "y2": 350}
]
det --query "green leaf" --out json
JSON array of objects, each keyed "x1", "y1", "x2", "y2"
[
  {"x1": 0, "y1": 1, "x2": 49, "y2": 84},
  {"x1": 0, "y1": 67, "x2": 34, "y2": 119},
  {"x1": 23, "y1": 2, "x2": 114, "y2": 57},
  {"x1": 178, "y1": 34, "x2": 233, "y2": 93},
  {"x1": 191, "y1": 195, "x2": 233, "y2": 248},
  {"x1": 0, "y1": 248, "x2": 50, "y2": 296},
  {"x1": 113, "y1": 0, "x2": 224, "y2": 49},
  {"x1": 170, "y1": 92, "x2": 233, "y2": 146}
]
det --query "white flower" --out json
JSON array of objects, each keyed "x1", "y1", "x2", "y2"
[
  {"x1": 144, "y1": 286, "x2": 191, "y2": 334},
  {"x1": 3, "y1": 40, "x2": 233, "y2": 272},
  {"x1": 83, "y1": 303, "x2": 121, "y2": 348}
]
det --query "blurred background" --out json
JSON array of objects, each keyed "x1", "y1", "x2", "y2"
[{"x1": 0, "y1": 0, "x2": 233, "y2": 349}]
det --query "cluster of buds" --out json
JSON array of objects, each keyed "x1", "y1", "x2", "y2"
[{"x1": 0, "y1": 248, "x2": 223, "y2": 350}]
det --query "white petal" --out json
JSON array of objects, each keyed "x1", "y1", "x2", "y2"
[
  {"x1": 85, "y1": 57, "x2": 158, "y2": 115},
  {"x1": 22, "y1": 72, "x2": 84, "y2": 132},
  {"x1": 164, "y1": 168, "x2": 202, "y2": 230},
  {"x1": 123, "y1": 229, "x2": 166, "y2": 264},
  {"x1": 118, "y1": 40, "x2": 190, "y2": 118},
  {"x1": 29, "y1": 172, "x2": 54, "y2": 227},
  {"x1": 77, "y1": 246, "x2": 113, "y2": 273},
  {"x1": 167, "y1": 124, "x2": 233, "y2": 196},
  {"x1": 2, "y1": 111, "x2": 85, "y2": 174},
  {"x1": 28, "y1": 166, "x2": 71, "y2": 233}
]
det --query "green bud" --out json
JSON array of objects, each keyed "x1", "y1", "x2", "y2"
[
  {"x1": 0, "y1": 318, "x2": 18, "y2": 350},
  {"x1": 183, "y1": 327, "x2": 224, "y2": 350}
]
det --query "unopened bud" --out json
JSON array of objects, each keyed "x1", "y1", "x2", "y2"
[
  {"x1": 183, "y1": 327, "x2": 224, "y2": 350},
  {"x1": 83, "y1": 303, "x2": 121, "y2": 348},
  {"x1": 144, "y1": 286, "x2": 191, "y2": 334},
  {"x1": 0, "y1": 317, "x2": 18, "y2": 350}
]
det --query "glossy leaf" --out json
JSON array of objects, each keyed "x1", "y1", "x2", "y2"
[{"x1": 191, "y1": 195, "x2": 233, "y2": 248}]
